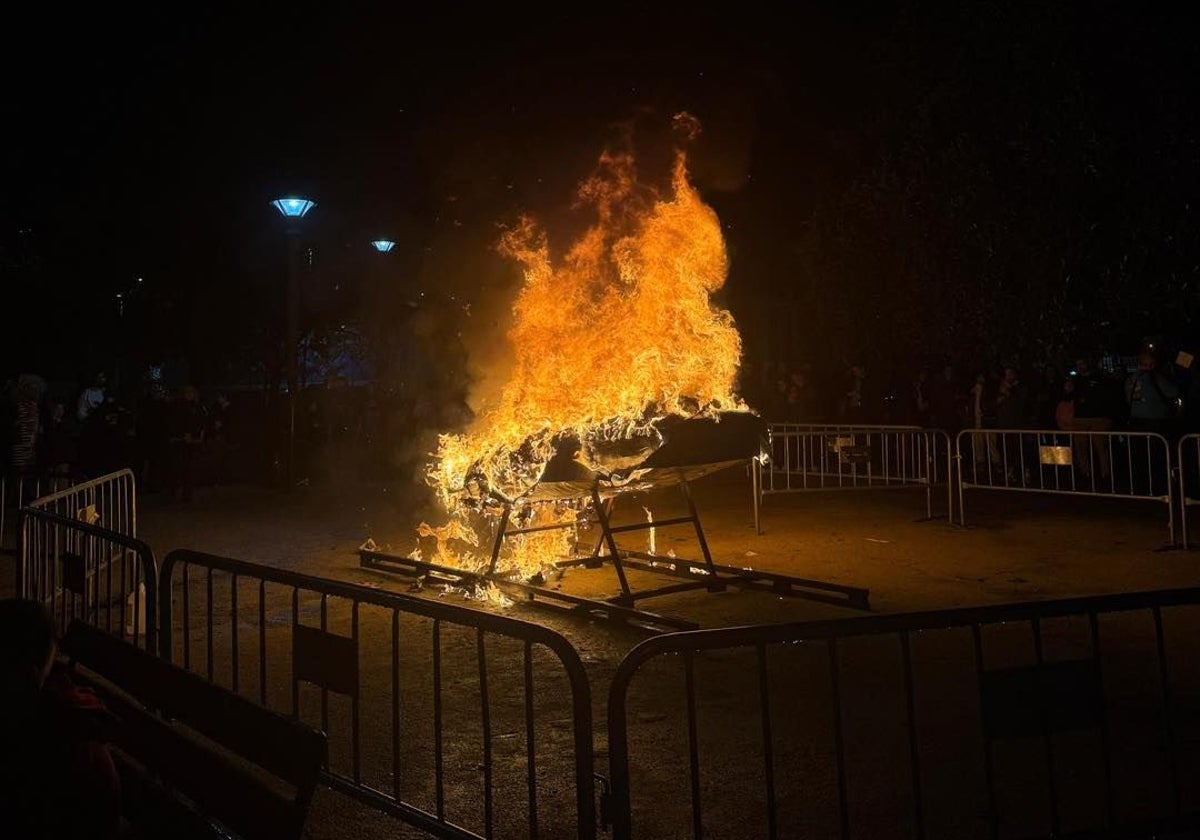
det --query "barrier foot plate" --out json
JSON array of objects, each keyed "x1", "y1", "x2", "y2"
[
  {"x1": 359, "y1": 549, "x2": 483, "y2": 588},
  {"x1": 359, "y1": 547, "x2": 698, "y2": 632},
  {"x1": 614, "y1": 550, "x2": 870, "y2": 611},
  {"x1": 496, "y1": 579, "x2": 698, "y2": 632}
]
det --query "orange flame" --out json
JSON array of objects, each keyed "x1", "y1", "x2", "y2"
[{"x1": 422, "y1": 120, "x2": 742, "y2": 576}]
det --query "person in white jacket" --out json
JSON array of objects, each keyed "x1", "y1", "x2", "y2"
[{"x1": 76, "y1": 373, "x2": 106, "y2": 422}]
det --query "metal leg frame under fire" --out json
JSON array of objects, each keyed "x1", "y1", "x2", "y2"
[{"x1": 360, "y1": 476, "x2": 869, "y2": 632}]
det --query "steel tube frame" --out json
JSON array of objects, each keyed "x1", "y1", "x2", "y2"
[
  {"x1": 161, "y1": 549, "x2": 596, "y2": 840},
  {"x1": 22, "y1": 468, "x2": 137, "y2": 533},
  {"x1": 754, "y1": 425, "x2": 954, "y2": 528},
  {"x1": 955, "y1": 428, "x2": 1175, "y2": 545},
  {"x1": 607, "y1": 584, "x2": 1200, "y2": 839},
  {"x1": 17, "y1": 506, "x2": 157, "y2": 652},
  {"x1": 1179, "y1": 434, "x2": 1200, "y2": 549}
]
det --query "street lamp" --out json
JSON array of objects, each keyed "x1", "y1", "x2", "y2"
[
  {"x1": 271, "y1": 198, "x2": 315, "y2": 219},
  {"x1": 370, "y1": 239, "x2": 396, "y2": 253},
  {"x1": 272, "y1": 195, "x2": 315, "y2": 488}
]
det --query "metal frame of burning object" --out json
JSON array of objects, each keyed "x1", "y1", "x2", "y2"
[{"x1": 361, "y1": 415, "x2": 870, "y2": 631}]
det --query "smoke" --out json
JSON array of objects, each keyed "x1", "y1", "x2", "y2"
[
  {"x1": 681, "y1": 96, "x2": 758, "y2": 193},
  {"x1": 411, "y1": 219, "x2": 519, "y2": 420}
]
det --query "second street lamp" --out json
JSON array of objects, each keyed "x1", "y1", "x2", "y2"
[
  {"x1": 369, "y1": 238, "x2": 396, "y2": 304},
  {"x1": 271, "y1": 196, "x2": 315, "y2": 488}
]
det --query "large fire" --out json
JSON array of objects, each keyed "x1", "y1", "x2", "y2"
[{"x1": 419, "y1": 116, "x2": 743, "y2": 577}]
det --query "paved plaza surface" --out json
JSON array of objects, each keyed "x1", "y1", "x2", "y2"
[
  {"x1": 137, "y1": 467, "x2": 1189, "y2": 623},
  {"x1": 6, "y1": 470, "x2": 1197, "y2": 838}
]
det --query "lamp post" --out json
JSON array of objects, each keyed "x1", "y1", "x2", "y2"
[
  {"x1": 271, "y1": 197, "x2": 315, "y2": 488},
  {"x1": 366, "y1": 239, "x2": 397, "y2": 387},
  {"x1": 115, "y1": 292, "x2": 125, "y2": 391},
  {"x1": 369, "y1": 238, "x2": 396, "y2": 305}
]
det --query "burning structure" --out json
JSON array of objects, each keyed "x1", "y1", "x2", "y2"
[{"x1": 363, "y1": 116, "x2": 867, "y2": 628}]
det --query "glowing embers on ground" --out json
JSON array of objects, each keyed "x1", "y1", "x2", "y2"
[{"x1": 420, "y1": 116, "x2": 744, "y2": 578}]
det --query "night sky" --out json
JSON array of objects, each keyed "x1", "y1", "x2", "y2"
[{"x1": 4, "y1": 4, "x2": 1199, "y2": 388}]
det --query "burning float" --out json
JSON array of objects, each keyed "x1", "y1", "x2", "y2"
[{"x1": 361, "y1": 117, "x2": 868, "y2": 629}]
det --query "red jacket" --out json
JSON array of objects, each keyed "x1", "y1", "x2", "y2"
[{"x1": 0, "y1": 667, "x2": 121, "y2": 839}]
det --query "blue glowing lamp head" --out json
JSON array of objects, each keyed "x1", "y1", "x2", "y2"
[
  {"x1": 371, "y1": 239, "x2": 396, "y2": 253},
  {"x1": 271, "y1": 197, "x2": 315, "y2": 218}
]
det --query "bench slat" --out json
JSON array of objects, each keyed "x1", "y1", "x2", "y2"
[
  {"x1": 61, "y1": 622, "x2": 326, "y2": 832},
  {"x1": 113, "y1": 700, "x2": 304, "y2": 840}
]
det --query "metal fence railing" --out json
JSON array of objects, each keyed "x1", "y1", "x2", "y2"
[
  {"x1": 765, "y1": 422, "x2": 925, "y2": 435},
  {"x1": 17, "y1": 507, "x2": 157, "y2": 653},
  {"x1": 955, "y1": 429, "x2": 1175, "y2": 544},
  {"x1": 606, "y1": 586, "x2": 1200, "y2": 839},
  {"x1": 22, "y1": 468, "x2": 137, "y2": 537},
  {"x1": 158, "y1": 549, "x2": 597, "y2": 840},
  {"x1": 1, "y1": 471, "x2": 78, "y2": 553},
  {"x1": 1179, "y1": 434, "x2": 1200, "y2": 550},
  {"x1": 754, "y1": 424, "x2": 954, "y2": 526}
]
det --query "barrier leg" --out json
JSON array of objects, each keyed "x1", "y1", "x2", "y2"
[
  {"x1": 1169, "y1": 480, "x2": 1177, "y2": 549},
  {"x1": 751, "y1": 458, "x2": 762, "y2": 536},
  {"x1": 1181, "y1": 453, "x2": 1190, "y2": 551},
  {"x1": 924, "y1": 434, "x2": 933, "y2": 520},
  {"x1": 15, "y1": 510, "x2": 24, "y2": 597},
  {"x1": 955, "y1": 450, "x2": 967, "y2": 527},
  {"x1": 944, "y1": 432, "x2": 955, "y2": 524},
  {"x1": 1167, "y1": 452, "x2": 1177, "y2": 549}
]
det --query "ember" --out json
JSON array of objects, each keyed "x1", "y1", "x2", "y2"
[{"x1": 420, "y1": 114, "x2": 746, "y2": 576}]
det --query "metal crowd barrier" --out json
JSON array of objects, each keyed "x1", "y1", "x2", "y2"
[
  {"x1": 606, "y1": 586, "x2": 1200, "y2": 839},
  {"x1": 1179, "y1": 434, "x2": 1200, "y2": 549},
  {"x1": 955, "y1": 429, "x2": 1175, "y2": 544},
  {"x1": 0, "y1": 471, "x2": 78, "y2": 552},
  {"x1": 22, "y1": 468, "x2": 137, "y2": 537},
  {"x1": 159, "y1": 550, "x2": 596, "y2": 840},
  {"x1": 17, "y1": 507, "x2": 157, "y2": 652},
  {"x1": 754, "y1": 424, "x2": 954, "y2": 527},
  {"x1": 766, "y1": 422, "x2": 925, "y2": 434}
]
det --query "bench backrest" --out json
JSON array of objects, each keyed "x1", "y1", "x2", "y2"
[{"x1": 61, "y1": 621, "x2": 327, "y2": 840}]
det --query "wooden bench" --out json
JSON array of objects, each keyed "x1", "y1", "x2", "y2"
[{"x1": 60, "y1": 620, "x2": 327, "y2": 840}]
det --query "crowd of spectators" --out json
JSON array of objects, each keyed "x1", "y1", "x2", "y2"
[
  {"x1": 747, "y1": 345, "x2": 1193, "y2": 443},
  {"x1": 1, "y1": 370, "x2": 426, "y2": 501},
  {"x1": 7, "y1": 345, "x2": 1194, "y2": 501},
  {"x1": 745, "y1": 345, "x2": 1194, "y2": 493}
]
